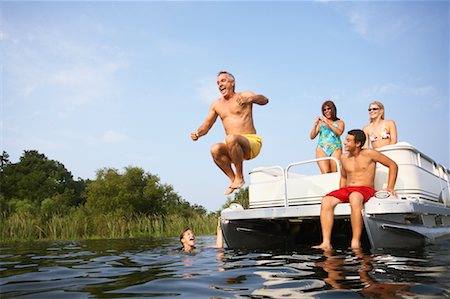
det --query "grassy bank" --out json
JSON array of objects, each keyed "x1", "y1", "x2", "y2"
[{"x1": 0, "y1": 210, "x2": 218, "y2": 242}]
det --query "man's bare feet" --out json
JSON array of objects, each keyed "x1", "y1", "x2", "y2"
[
  {"x1": 224, "y1": 187, "x2": 235, "y2": 195},
  {"x1": 312, "y1": 242, "x2": 333, "y2": 250},
  {"x1": 230, "y1": 178, "x2": 244, "y2": 189},
  {"x1": 224, "y1": 178, "x2": 245, "y2": 195}
]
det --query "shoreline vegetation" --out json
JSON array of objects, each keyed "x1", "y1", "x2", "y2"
[
  {"x1": 1, "y1": 211, "x2": 218, "y2": 242},
  {"x1": 0, "y1": 150, "x2": 249, "y2": 243}
]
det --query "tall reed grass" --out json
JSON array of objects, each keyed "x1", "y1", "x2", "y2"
[{"x1": 0, "y1": 211, "x2": 218, "y2": 242}]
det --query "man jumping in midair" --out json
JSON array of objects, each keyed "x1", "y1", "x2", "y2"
[{"x1": 191, "y1": 71, "x2": 269, "y2": 195}]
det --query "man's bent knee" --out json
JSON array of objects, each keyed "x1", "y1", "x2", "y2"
[
  {"x1": 225, "y1": 134, "x2": 240, "y2": 146},
  {"x1": 349, "y1": 192, "x2": 364, "y2": 208},
  {"x1": 321, "y1": 196, "x2": 340, "y2": 209},
  {"x1": 225, "y1": 134, "x2": 251, "y2": 158},
  {"x1": 210, "y1": 143, "x2": 226, "y2": 158}
]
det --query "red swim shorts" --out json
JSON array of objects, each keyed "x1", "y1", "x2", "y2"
[{"x1": 326, "y1": 186, "x2": 377, "y2": 203}]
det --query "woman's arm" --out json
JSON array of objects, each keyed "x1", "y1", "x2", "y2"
[
  {"x1": 388, "y1": 120, "x2": 398, "y2": 144},
  {"x1": 320, "y1": 118, "x2": 345, "y2": 137},
  {"x1": 362, "y1": 126, "x2": 370, "y2": 149},
  {"x1": 310, "y1": 117, "x2": 321, "y2": 139},
  {"x1": 215, "y1": 219, "x2": 224, "y2": 248}
]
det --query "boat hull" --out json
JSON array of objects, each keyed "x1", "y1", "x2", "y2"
[
  {"x1": 221, "y1": 218, "x2": 370, "y2": 250},
  {"x1": 363, "y1": 215, "x2": 426, "y2": 249},
  {"x1": 363, "y1": 213, "x2": 450, "y2": 249}
]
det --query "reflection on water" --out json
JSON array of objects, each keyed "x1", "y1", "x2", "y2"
[{"x1": 1, "y1": 237, "x2": 449, "y2": 298}]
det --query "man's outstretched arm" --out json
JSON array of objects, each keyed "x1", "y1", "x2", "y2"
[{"x1": 191, "y1": 102, "x2": 219, "y2": 141}]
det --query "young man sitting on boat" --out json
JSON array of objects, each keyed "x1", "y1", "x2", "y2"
[{"x1": 313, "y1": 129, "x2": 398, "y2": 250}]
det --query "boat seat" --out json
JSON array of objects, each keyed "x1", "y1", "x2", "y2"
[
  {"x1": 286, "y1": 172, "x2": 340, "y2": 206},
  {"x1": 249, "y1": 170, "x2": 340, "y2": 208},
  {"x1": 375, "y1": 164, "x2": 450, "y2": 204}
]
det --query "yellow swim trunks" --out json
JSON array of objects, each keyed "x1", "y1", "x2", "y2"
[{"x1": 242, "y1": 134, "x2": 263, "y2": 160}]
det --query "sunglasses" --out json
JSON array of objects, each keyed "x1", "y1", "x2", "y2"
[
  {"x1": 323, "y1": 108, "x2": 331, "y2": 112},
  {"x1": 368, "y1": 107, "x2": 380, "y2": 112}
]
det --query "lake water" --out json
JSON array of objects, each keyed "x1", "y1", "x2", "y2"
[{"x1": 1, "y1": 236, "x2": 449, "y2": 298}]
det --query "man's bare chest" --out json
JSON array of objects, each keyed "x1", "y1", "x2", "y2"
[
  {"x1": 216, "y1": 102, "x2": 249, "y2": 119},
  {"x1": 343, "y1": 158, "x2": 373, "y2": 173}
]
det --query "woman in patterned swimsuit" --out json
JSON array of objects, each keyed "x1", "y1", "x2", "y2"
[
  {"x1": 363, "y1": 101, "x2": 397, "y2": 149},
  {"x1": 310, "y1": 100, "x2": 345, "y2": 174}
]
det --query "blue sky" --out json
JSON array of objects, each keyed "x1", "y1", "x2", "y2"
[{"x1": 2, "y1": 1, "x2": 449, "y2": 212}]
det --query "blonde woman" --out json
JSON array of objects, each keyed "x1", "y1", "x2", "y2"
[
  {"x1": 363, "y1": 101, "x2": 397, "y2": 149},
  {"x1": 310, "y1": 100, "x2": 345, "y2": 173}
]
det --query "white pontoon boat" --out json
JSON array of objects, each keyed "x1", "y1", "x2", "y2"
[{"x1": 220, "y1": 142, "x2": 450, "y2": 250}]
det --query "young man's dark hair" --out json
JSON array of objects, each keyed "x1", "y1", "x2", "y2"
[{"x1": 348, "y1": 129, "x2": 366, "y2": 148}]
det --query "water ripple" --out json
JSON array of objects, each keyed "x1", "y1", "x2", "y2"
[{"x1": 0, "y1": 238, "x2": 449, "y2": 298}]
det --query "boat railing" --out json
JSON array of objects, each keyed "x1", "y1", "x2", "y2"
[
  {"x1": 249, "y1": 144, "x2": 450, "y2": 209},
  {"x1": 286, "y1": 157, "x2": 341, "y2": 178}
]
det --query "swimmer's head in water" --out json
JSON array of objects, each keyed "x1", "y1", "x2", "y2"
[{"x1": 180, "y1": 228, "x2": 196, "y2": 249}]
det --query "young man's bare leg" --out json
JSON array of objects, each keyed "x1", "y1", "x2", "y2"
[
  {"x1": 348, "y1": 192, "x2": 364, "y2": 249},
  {"x1": 313, "y1": 196, "x2": 341, "y2": 250},
  {"x1": 225, "y1": 135, "x2": 251, "y2": 190},
  {"x1": 210, "y1": 143, "x2": 236, "y2": 194}
]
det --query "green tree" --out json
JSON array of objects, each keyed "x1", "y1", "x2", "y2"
[
  {"x1": 0, "y1": 150, "x2": 82, "y2": 214},
  {"x1": 0, "y1": 151, "x2": 10, "y2": 169},
  {"x1": 85, "y1": 168, "x2": 130, "y2": 214},
  {"x1": 221, "y1": 187, "x2": 249, "y2": 210},
  {"x1": 85, "y1": 167, "x2": 188, "y2": 216},
  {"x1": 0, "y1": 151, "x2": 11, "y2": 212}
]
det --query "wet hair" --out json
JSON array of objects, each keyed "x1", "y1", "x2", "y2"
[
  {"x1": 348, "y1": 129, "x2": 366, "y2": 148},
  {"x1": 321, "y1": 100, "x2": 339, "y2": 121},
  {"x1": 179, "y1": 228, "x2": 191, "y2": 245},
  {"x1": 217, "y1": 71, "x2": 235, "y2": 82},
  {"x1": 369, "y1": 101, "x2": 385, "y2": 120}
]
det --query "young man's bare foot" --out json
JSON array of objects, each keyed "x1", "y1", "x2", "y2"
[
  {"x1": 350, "y1": 240, "x2": 361, "y2": 249},
  {"x1": 312, "y1": 242, "x2": 333, "y2": 250}
]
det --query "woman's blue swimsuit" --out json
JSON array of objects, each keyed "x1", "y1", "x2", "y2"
[{"x1": 317, "y1": 122, "x2": 342, "y2": 156}]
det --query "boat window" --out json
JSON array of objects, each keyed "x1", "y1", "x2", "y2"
[
  {"x1": 437, "y1": 165, "x2": 446, "y2": 179},
  {"x1": 416, "y1": 153, "x2": 421, "y2": 167},
  {"x1": 421, "y1": 157, "x2": 434, "y2": 173},
  {"x1": 432, "y1": 162, "x2": 440, "y2": 176}
]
